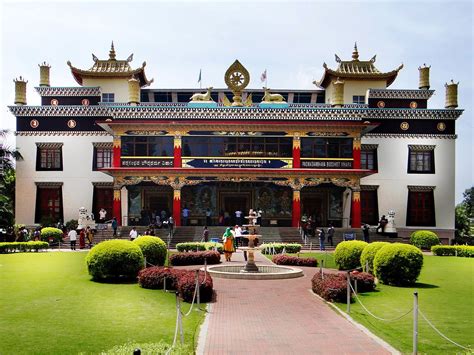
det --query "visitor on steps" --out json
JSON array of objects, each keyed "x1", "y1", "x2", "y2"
[
  {"x1": 99, "y1": 208, "x2": 107, "y2": 223},
  {"x1": 68, "y1": 228, "x2": 77, "y2": 250},
  {"x1": 206, "y1": 208, "x2": 212, "y2": 226},
  {"x1": 363, "y1": 224, "x2": 370, "y2": 243},
  {"x1": 129, "y1": 227, "x2": 138, "y2": 241},
  {"x1": 111, "y1": 217, "x2": 118, "y2": 237},
  {"x1": 235, "y1": 209, "x2": 243, "y2": 226},
  {"x1": 202, "y1": 226, "x2": 209, "y2": 242},
  {"x1": 79, "y1": 229, "x2": 86, "y2": 249},
  {"x1": 327, "y1": 224, "x2": 335, "y2": 246},
  {"x1": 86, "y1": 227, "x2": 94, "y2": 248},
  {"x1": 182, "y1": 206, "x2": 190, "y2": 226},
  {"x1": 222, "y1": 227, "x2": 235, "y2": 262},
  {"x1": 318, "y1": 228, "x2": 326, "y2": 251}
]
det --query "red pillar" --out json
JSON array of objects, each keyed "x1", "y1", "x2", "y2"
[
  {"x1": 292, "y1": 136, "x2": 301, "y2": 168},
  {"x1": 113, "y1": 188, "x2": 122, "y2": 226},
  {"x1": 113, "y1": 136, "x2": 121, "y2": 168},
  {"x1": 174, "y1": 136, "x2": 182, "y2": 168},
  {"x1": 292, "y1": 190, "x2": 301, "y2": 227},
  {"x1": 351, "y1": 190, "x2": 361, "y2": 228},
  {"x1": 173, "y1": 189, "x2": 181, "y2": 226},
  {"x1": 353, "y1": 137, "x2": 361, "y2": 169}
]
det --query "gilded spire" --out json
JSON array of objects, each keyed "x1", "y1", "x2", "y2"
[
  {"x1": 109, "y1": 41, "x2": 116, "y2": 60},
  {"x1": 352, "y1": 42, "x2": 359, "y2": 61}
]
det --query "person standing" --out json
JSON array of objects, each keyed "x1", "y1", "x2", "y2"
[
  {"x1": 202, "y1": 226, "x2": 209, "y2": 242},
  {"x1": 111, "y1": 217, "x2": 118, "y2": 237},
  {"x1": 235, "y1": 209, "x2": 243, "y2": 226},
  {"x1": 376, "y1": 215, "x2": 388, "y2": 234},
  {"x1": 68, "y1": 228, "x2": 77, "y2": 250},
  {"x1": 257, "y1": 209, "x2": 263, "y2": 226},
  {"x1": 327, "y1": 224, "x2": 335, "y2": 246},
  {"x1": 182, "y1": 206, "x2": 190, "y2": 226},
  {"x1": 86, "y1": 227, "x2": 94, "y2": 248},
  {"x1": 99, "y1": 208, "x2": 107, "y2": 223},
  {"x1": 318, "y1": 228, "x2": 326, "y2": 251},
  {"x1": 206, "y1": 208, "x2": 212, "y2": 226},
  {"x1": 362, "y1": 224, "x2": 370, "y2": 243},
  {"x1": 222, "y1": 227, "x2": 235, "y2": 262},
  {"x1": 79, "y1": 229, "x2": 86, "y2": 249},
  {"x1": 168, "y1": 216, "x2": 175, "y2": 237},
  {"x1": 129, "y1": 227, "x2": 138, "y2": 241}
]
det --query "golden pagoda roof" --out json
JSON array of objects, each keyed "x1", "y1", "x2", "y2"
[
  {"x1": 316, "y1": 43, "x2": 403, "y2": 88},
  {"x1": 67, "y1": 42, "x2": 153, "y2": 87}
]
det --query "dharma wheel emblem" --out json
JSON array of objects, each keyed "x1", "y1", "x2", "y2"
[
  {"x1": 400, "y1": 122, "x2": 409, "y2": 131},
  {"x1": 224, "y1": 60, "x2": 250, "y2": 106}
]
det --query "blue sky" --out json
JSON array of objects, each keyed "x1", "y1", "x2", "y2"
[{"x1": 1, "y1": 0, "x2": 472, "y2": 202}]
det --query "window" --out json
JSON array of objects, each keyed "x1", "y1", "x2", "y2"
[
  {"x1": 301, "y1": 138, "x2": 353, "y2": 158},
  {"x1": 121, "y1": 136, "x2": 173, "y2": 157},
  {"x1": 361, "y1": 145, "x2": 378, "y2": 170},
  {"x1": 154, "y1": 92, "x2": 172, "y2": 103},
  {"x1": 93, "y1": 144, "x2": 113, "y2": 170},
  {"x1": 182, "y1": 136, "x2": 292, "y2": 157},
  {"x1": 177, "y1": 92, "x2": 194, "y2": 102},
  {"x1": 92, "y1": 185, "x2": 113, "y2": 221},
  {"x1": 352, "y1": 95, "x2": 365, "y2": 104},
  {"x1": 36, "y1": 143, "x2": 63, "y2": 171},
  {"x1": 408, "y1": 146, "x2": 435, "y2": 173},
  {"x1": 407, "y1": 188, "x2": 436, "y2": 226},
  {"x1": 102, "y1": 93, "x2": 115, "y2": 103},
  {"x1": 292, "y1": 93, "x2": 312, "y2": 104},
  {"x1": 361, "y1": 189, "x2": 379, "y2": 225},
  {"x1": 35, "y1": 184, "x2": 63, "y2": 224},
  {"x1": 140, "y1": 92, "x2": 149, "y2": 102}
]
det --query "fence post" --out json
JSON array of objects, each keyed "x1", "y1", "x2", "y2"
[
  {"x1": 195, "y1": 270, "x2": 200, "y2": 308},
  {"x1": 366, "y1": 260, "x2": 369, "y2": 273},
  {"x1": 163, "y1": 276, "x2": 167, "y2": 292},
  {"x1": 413, "y1": 291, "x2": 418, "y2": 355},
  {"x1": 310, "y1": 241, "x2": 312, "y2": 251},
  {"x1": 204, "y1": 258, "x2": 208, "y2": 281},
  {"x1": 346, "y1": 272, "x2": 351, "y2": 314},
  {"x1": 144, "y1": 256, "x2": 147, "y2": 269},
  {"x1": 320, "y1": 259, "x2": 324, "y2": 279},
  {"x1": 355, "y1": 278, "x2": 358, "y2": 294},
  {"x1": 176, "y1": 293, "x2": 184, "y2": 345}
]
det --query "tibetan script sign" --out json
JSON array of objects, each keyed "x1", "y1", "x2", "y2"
[
  {"x1": 183, "y1": 158, "x2": 292, "y2": 169},
  {"x1": 301, "y1": 160, "x2": 352, "y2": 169},
  {"x1": 121, "y1": 158, "x2": 174, "y2": 168}
]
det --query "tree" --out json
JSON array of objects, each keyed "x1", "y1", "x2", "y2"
[
  {"x1": 454, "y1": 187, "x2": 474, "y2": 245},
  {"x1": 462, "y1": 187, "x2": 473, "y2": 218}
]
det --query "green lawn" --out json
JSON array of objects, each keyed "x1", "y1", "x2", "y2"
[
  {"x1": 335, "y1": 256, "x2": 474, "y2": 354},
  {"x1": 0, "y1": 252, "x2": 203, "y2": 354}
]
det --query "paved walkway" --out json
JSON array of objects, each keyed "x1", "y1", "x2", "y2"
[{"x1": 199, "y1": 250, "x2": 392, "y2": 355}]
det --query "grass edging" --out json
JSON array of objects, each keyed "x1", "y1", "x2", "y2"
[
  {"x1": 307, "y1": 289, "x2": 400, "y2": 355},
  {"x1": 196, "y1": 303, "x2": 212, "y2": 354}
]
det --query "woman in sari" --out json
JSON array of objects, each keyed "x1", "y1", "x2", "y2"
[
  {"x1": 79, "y1": 229, "x2": 86, "y2": 249},
  {"x1": 222, "y1": 227, "x2": 235, "y2": 262}
]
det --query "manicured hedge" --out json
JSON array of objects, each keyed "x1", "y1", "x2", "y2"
[
  {"x1": 138, "y1": 267, "x2": 214, "y2": 303},
  {"x1": 169, "y1": 251, "x2": 221, "y2": 266},
  {"x1": 360, "y1": 242, "x2": 389, "y2": 273},
  {"x1": 431, "y1": 245, "x2": 474, "y2": 257},
  {"x1": 86, "y1": 240, "x2": 144, "y2": 281},
  {"x1": 176, "y1": 242, "x2": 223, "y2": 253},
  {"x1": 334, "y1": 240, "x2": 368, "y2": 270},
  {"x1": 260, "y1": 243, "x2": 302, "y2": 254},
  {"x1": 40, "y1": 227, "x2": 64, "y2": 242},
  {"x1": 373, "y1": 243, "x2": 423, "y2": 286},
  {"x1": 0, "y1": 241, "x2": 49, "y2": 253},
  {"x1": 410, "y1": 230, "x2": 440, "y2": 250},
  {"x1": 272, "y1": 254, "x2": 318, "y2": 267},
  {"x1": 311, "y1": 272, "x2": 350, "y2": 303},
  {"x1": 138, "y1": 267, "x2": 185, "y2": 290},
  {"x1": 350, "y1": 271, "x2": 376, "y2": 293},
  {"x1": 133, "y1": 236, "x2": 167, "y2": 266}
]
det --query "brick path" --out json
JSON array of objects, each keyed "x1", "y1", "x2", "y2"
[{"x1": 199, "y1": 250, "x2": 392, "y2": 355}]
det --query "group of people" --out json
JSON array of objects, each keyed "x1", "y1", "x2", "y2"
[
  {"x1": 221, "y1": 225, "x2": 258, "y2": 262},
  {"x1": 67, "y1": 226, "x2": 94, "y2": 250}
]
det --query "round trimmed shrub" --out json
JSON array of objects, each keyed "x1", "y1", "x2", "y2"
[
  {"x1": 373, "y1": 243, "x2": 424, "y2": 286},
  {"x1": 360, "y1": 242, "x2": 389, "y2": 273},
  {"x1": 133, "y1": 236, "x2": 167, "y2": 266},
  {"x1": 85, "y1": 240, "x2": 144, "y2": 281},
  {"x1": 410, "y1": 230, "x2": 440, "y2": 250},
  {"x1": 311, "y1": 272, "x2": 350, "y2": 302},
  {"x1": 334, "y1": 240, "x2": 368, "y2": 270},
  {"x1": 350, "y1": 271, "x2": 376, "y2": 293},
  {"x1": 40, "y1": 227, "x2": 63, "y2": 242}
]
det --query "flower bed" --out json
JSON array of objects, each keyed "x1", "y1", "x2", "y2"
[
  {"x1": 431, "y1": 245, "x2": 474, "y2": 257},
  {"x1": 169, "y1": 251, "x2": 221, "y2": 266},
  {"x1": 175, "y1": 242, "x2": 223, "y2": 253},
  {"x1": 260, "y1": 243, "x2": 302, "y2": 254},
  {"x1": 138, "y1": 267, "x2": 214, "y2": 303},
  {"x1": 350, "y1": 271, "x2": 375, "y2": 293},
  {"x1": 311, "y1": 272, "x2": 349, "y2": 303},
  {"x1": 0, "y1": 241, "x2": 49, "y2": 253},
  {"x1": 272, "y1": 254, "x2": 318, "y2": 267}
]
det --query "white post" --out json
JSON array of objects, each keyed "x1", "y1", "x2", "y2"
[
  {"x1": 144, "y1": 256, "x2": 147, "y2": 269},
  {"x1": 163, "y1": 276, "x2": 167, "y2": 292},
  {"x1": 177, "y1": 295, "x2": 184, "y2": 345},
  {"x1": 413, "y1": 291, "x2": 418, "y2": 355},
  {"x1": 195, "y1": 270, "x2": 200, "y2": 308},
  {"x1": 320, "y1": 259, "x2": 324, "y2": 279},
  {"x1": 366, "y1": 260, "x2": 369, "y2": 273},
  {"x1": 346, "y1": 272, "x2": 351, "y2": 314}
]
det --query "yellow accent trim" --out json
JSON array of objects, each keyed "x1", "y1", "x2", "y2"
[
  {"x1": 113, "y1": 136, "x2": 121, "y2": 148},
  {"x1": 352, "y1": 191, "x2": 360, "y2": 202},
  {"x1": 113, "y1": 189, "x2": 121, "y2": 201},
  {"x1": 173, "y1": 189, "x2": 181, "y2": 200},
  {"x1": 353, "y1": 138, "x2": 361, "y2": 150},
  {"x1": 292, "y1": 136, "x2": 300, "y2": 149},
  {"x1": 293, "y1": 190, "x2": 301, "y2": 202}
]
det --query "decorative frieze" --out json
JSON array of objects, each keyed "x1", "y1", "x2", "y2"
[
  {"x1": 365, "y1": 133, "x2": 457, "y2": 139},
  {"x1": 92, "y1": 142, "x2": 113, "y2": 149},
  {"x1": 361, "y1": 144, "x2": 378, "y2": 151},
  {"x1": 35, "y1": 142, "x2": 63, "y2": 148},
  {"x1": 408, "y1": 144, "x2": 436, "y2": 151},
  {"x1": 361, "y1": 185, "x2": 379, "y2": 191},
  {"x1": 407, "y1": 185, "x2": 436, "y2": 192},
  {"x1": 367, "y1": 89, "x2": 434, "y2": 100},
  {"x1": 35, "y1": 181, "x2": 63, "y2": 187},
  {"x1": 16, "y1": 131, "x2": 110, "y2": 136},
  {"x1": 35, "y1": 86, "x2": 101, "y2": 97}
]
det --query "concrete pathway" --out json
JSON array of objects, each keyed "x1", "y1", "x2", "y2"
[{"x1": 199, "y1": 250, "x2": 392, "y2": 355}]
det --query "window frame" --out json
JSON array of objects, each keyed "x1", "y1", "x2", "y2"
[
  {"x1": 93, "y1": 147, "x2": 113, "y2": 170},
  {"x1": 121, "y1": 136, "x2": 174, "y2": 157},
  {"x1": 102, "y1": 93, "x2": 115, "y2": 103},
  {"x1": 352, "y1": 95, "x2": 365, "y2": 104},
  {"x1": 361, "y1": 149, "x2": 378, "y2": 170},
  {"x1": 301, "y1": 137, "x2": 353, "y2": 159},
  {"x1": 36, "y1": 144, "x2": 63, "y2": 171},
  {"x1": 408, "y1": 147, "x2": 435, "y2": 174},
  {"x1": 35, "y1": 185, "x2": 64, "y2": 224},
  {"x1": 406, "y1": 189, "x2": 436, "y2": 226}
]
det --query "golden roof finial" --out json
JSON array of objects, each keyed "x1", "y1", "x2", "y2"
[
  {"x1": 352, "y1": 42, "x2": 359, "y2": 61},
  {"x1": 109, "y1": 41, "x2": 116, "y2": 60}
]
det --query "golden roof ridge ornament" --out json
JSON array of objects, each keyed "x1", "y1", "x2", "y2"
[
  {"x1": 352, "y1": 42, "x2": 359, "y2": 61},
  {"x1": 224, "y1": 60, "x2": 250, "y2": 107},
  {"x1": 109, "y1": 41, "x2": 116, "y2": 60}
]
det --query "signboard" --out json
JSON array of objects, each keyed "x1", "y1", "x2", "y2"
[
  {"x1": 301, "y1": 160, "x2": 352, "y2": 169},
  {"x1": 183, "y1": 158, "x2": 292, "y2": 169},
  {"x1": 121, "y1": 158, "x2": 173, "y2": 167}
]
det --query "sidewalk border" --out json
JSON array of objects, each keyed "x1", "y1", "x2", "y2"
[
  {"x1": 196, "y1": 303, "x2": 211, "y2": 355},
  {"x1": 308, "y1": 289, "x2": 401, "y2": 355}
]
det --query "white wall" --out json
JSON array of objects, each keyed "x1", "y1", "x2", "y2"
[
  {"x1": 326, "y1": 80, "x2": 387, "y2": 104},
  {"x1": 361, "y1": 136, "x2": 456, "y2": 231},
  {"x1": 83, "y1": 78, "x2": 129, "y2": 103},
  {"x1": 15, "y1": 134, "x2": 113, "y2": 225}
]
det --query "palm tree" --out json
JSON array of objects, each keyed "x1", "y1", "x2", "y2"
[{"x1": 0, "y1": 129, "x2": 23, "y2": 174}]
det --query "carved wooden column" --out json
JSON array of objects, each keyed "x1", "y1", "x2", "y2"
[
  {"x1": 351, "y1": 188, "x2": 361, "y2": 228},
  {"x1": 173, "y1": 133, "x2": 182, "y2": 168},
  {"x1": 292, "y1": 188, "x2": 301, "y2": 227},
  {"x1": 113, "y1": 186, "x2": 122, "y2": 226},
  {"x1": 292, "y1": 134, "x2": 301, "y2": 168},
  {"x1": 113, "y1": 136, "x2": 121, "y2": 168},
  {"x1": 353, "y1": 137, "x2": 361, "y2": 169}
]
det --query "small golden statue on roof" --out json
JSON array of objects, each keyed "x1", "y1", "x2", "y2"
[
  {"x1": 190, "y1": 87, "x2": 214, "y2": 102},
  {"x1": 262, "y1": 87, "x2": 286, "y2": 103}
]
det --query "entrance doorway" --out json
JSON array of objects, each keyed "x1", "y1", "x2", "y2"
[
  {"x1": 302, "y1": 195, "x2": 326, "y2": 226},
  {"x1": 220, "y1": 192, "x2": 251, "y2": 225}
]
